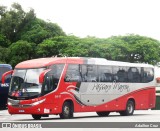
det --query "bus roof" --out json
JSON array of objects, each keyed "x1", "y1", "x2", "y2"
[
  {"x1": 0, "y1": 64, "x2": 12, "y2": 69},
  {"x1": 15, "y1": 57, "x2": 83, "y2": 68},
  {"x1": 15, "y1": 57, "x2": 154, "y2": 69}
]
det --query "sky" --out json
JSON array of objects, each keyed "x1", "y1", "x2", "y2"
[{"x1": 1, "y1": 0, "x2": 160, "y2": 40}]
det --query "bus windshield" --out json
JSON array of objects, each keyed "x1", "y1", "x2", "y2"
[{"x1": 9, "y1": 68, "x2": 45, "y2": 98}]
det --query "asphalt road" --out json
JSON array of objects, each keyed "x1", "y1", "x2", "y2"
[{"x1": 1, "y1": 109, "x2": 160, "y2": 131}]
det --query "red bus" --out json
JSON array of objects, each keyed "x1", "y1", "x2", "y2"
[{"x1": 2, "y1": 57, "x2": 156, "y2": 120}]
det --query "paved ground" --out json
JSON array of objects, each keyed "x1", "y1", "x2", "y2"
[
  {"x1": 1, "y1": 109, "x2": 160, "y2": 131},
  {"x1": 0, "y1": 109, "x2": 160, "y2": 122}
]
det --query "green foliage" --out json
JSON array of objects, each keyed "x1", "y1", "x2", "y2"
[
  {"x1": 0, "y1": 3, "x2": 26, "y2": 43},
  {"x1": 20, "y1": 19, "x2": 65, "y2": 44},
  {"x1": 58, "y1": 36, "x2": 106, "y2": 57},
  {"x1": 36, "y1": 34, "x2": 160, "y2": 65},
  {"x1": 21, "y1": 22, "x2": 49, "y2": 44},
  {"x1": 106, "y1": 35, "x2": 160, "y2": 64},
  {"x1": 0, "y1": 3, "x2": 65, "y2": 46},
  {"x1": 1, "y1": 3, "x2": 160, "y2": 67},
  {"x1": 0, "y1": 33, "x2": 10, "y2": 47},
  {"x1": 131, "y1": 39, "x2": 160, "y2": 64},
  {"x1": 36, "y1": 36, "x2": 75, "y2": 57},
  {"x1": 0, "y1": 5, "x2": 6, "y2": 16},
  {"x1": 0, "y1": 46, "x2": 9, "y2": 63},
  {"x1": 8, "y1": 40, "x2": 36, "y2": 67}
]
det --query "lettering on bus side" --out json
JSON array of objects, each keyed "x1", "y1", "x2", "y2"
[
  {"x1": 92, "y1": 82, "x2": 130, "y2": 93},
  {"x1": 0, "y1": 83, "x2": 9, "y2": 87},
  {"x1": 92, "y1": 83, "x2": 111, "y2": 93},
  {"x1": 112, "y1": 81, "x2": 130, "y2": 92}
]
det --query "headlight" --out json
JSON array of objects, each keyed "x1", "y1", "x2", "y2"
[
  {"x1": 7, "y1": 102, "x2": 12, "y2": 105},
  {"x1": 31, "y1": 99, "x2": 46, "y2": 106}
]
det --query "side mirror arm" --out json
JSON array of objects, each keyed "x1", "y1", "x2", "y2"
[{"x1": 2, "y1": 70, "x2": 13, "y2": 84}]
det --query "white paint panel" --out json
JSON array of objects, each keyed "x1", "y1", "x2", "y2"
[{"x1": 69, "y1": 81, "x2": 155, "y2": 106}]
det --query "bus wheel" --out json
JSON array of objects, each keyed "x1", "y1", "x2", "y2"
[
  {"x1": 60, "y1": 102, "x2": 73, "y2": 119},
  {"x1": 96, "y1": 111, "x2": 110, "y2": 117},
  {"x1": 32, "y1": 114, "x2": 42, "y2": 120},
  {"x1": 119, "y1": 100, "x2": 135, "y2": 116}
]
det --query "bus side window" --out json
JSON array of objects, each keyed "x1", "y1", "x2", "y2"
[
  {"x1": 65, "y1": 64, "x2": 82, "y2": 82},
  {"x1": 141, "y1": 68, "x2": 154, "y2": 83},
  {"x1": 98, "y1": 65, "x2": 112, "y2": 82},
  {"x1": 81, "y1": 65, "x2": 97, "y2": 82},
  {"x1": 128, "y1": 67, "x2": 141, "y2": 83},
  {"x1": 43, "y1": 64, "x2": 64, "y2": 94},
  {"x1": 81, "y1": 65, "x2": 87, "y2": 82},
  {"x1": 113, "y1": 66, "x2": 128, "y2": 82}
]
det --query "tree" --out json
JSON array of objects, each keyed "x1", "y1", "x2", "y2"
[
  {"x1": 36, "y1": 36, "x2": 73, "y2": 57},
  {"x1": 103, "y1": 34, "x2": 160, "y2": 64},
  {"x1": 1, "y1": 3, "x2": 160, "y2": 66},
  {"x1": 8, "y1": 40, "x2": 36, "y2": 66},
  {"x1": 130, "y1": 39, "x2": 160, "y2": 64},
  {"x1": 20, "y1": 19, "x2": 65, "y2": 44},
  {"x1": 0, "y1": 33, "x2": 10, "y2": 47},
  {"x1": 36, "y1": 39, "x2": 59, "y2": 57},
  {"x1": 0, "y1": 3, "x2": 65, "y2": 47},
  {"x1": 0, "y1": 46, "x2": 9, "y2": 63},
  {"x1": 0, "y1": 3, "x2": 27, "y2": 44}
]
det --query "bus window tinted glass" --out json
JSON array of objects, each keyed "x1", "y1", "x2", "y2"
[
  {"x1": 113, "y1": 67, "x2": 128, "y2": 82},
  {"x1": 141, "y1": 68, "x2": 154, "y2": 83},
  {"x1": 128, "y1": 67, "x2": 141, "y2": 83},
  {"x1": 98, "y1": 66, "x2": 112, "y2": 82},
  {"x1": 81, "y1": 65, "x2": 97, "y2": 82},
  {"x1": 65, "y1": 64, "x2": 82, "y2": 82},
  {"x1": 51, "y1": 64, "x2": 65, "y2": 80}
]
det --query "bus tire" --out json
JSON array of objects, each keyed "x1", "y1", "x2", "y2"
[
  {"x1": 32, "y1": 114, "x2": 42, "y2": 120},
  {"x1": 59, "y1": 101, "x2": 73, "y2": 119},
  {"x1": 119, "y1": 100, "x2": 135, "y2": 116},
  {"x1": 96, "y1": 111, "x2": 110, "y2": 117}
]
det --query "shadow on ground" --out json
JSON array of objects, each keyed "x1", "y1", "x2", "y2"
[
  {"x1": 0, "y1": 107, "x2": 7, "y2": 110},
  {"x1": 17, "y1": 113, "x2": 153, "y2": 121}
]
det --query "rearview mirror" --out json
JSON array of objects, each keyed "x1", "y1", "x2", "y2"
[
  {"x1": 1, "y1": 70, "x2": 13, "y2": 84},
  {"x1": 156, "y1": 77, "x2": 160, "y2": 83},
  {"x1": 39, "y1": 69, "x2": 51, "y2": 84}
]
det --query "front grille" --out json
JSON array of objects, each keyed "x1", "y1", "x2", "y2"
[
  {"x1": 12, "y1": 104, "x2": 32, "y2": 108},
  {"x1": 8, "y1": 98, "x2": 32, "y2": 108}
]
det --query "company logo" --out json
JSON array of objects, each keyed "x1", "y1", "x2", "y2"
[{"x1": 2, "y1": 123, "x2": 11, "y2": 128}]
